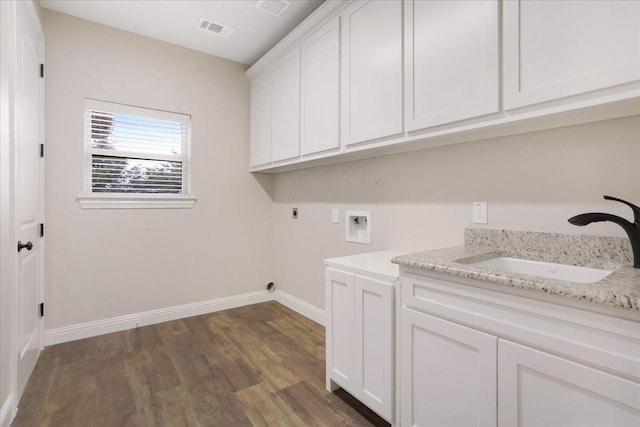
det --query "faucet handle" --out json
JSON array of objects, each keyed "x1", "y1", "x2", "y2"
[{"x1": 604, "y1": 195, "x2": 640, "y2": 224}]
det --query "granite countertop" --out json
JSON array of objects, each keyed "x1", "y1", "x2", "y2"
[{"x1": 392, "y1": 229, "x2": 640, "y2": 311}]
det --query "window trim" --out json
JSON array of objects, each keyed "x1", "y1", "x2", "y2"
[
  {"x1": 77, "y1": 195, "x2": 196, "y2": 209},
  {"x1": 80, "y1": 99, "x2": 195, "y2": 209}
]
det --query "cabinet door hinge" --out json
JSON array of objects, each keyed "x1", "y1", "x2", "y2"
[
  {"x1": 40, "y1": 63, "x2": 44, "y2": 78},
  {"x1": 40, "y1": 144, "x2": 44, "y2": 158},
  {"x1": 39, "y1": 302, "x2": 44, "y2": 317},
  {"x1": 39, "y1": 223, "x2": 44, "y2": 238}
]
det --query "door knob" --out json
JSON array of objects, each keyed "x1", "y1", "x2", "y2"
[{"x1": 17, "y1": 241, "x2": 33, "y2": 252}]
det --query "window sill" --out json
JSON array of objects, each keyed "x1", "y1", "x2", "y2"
[{"x1": 77, "y1": 196, "x2": 196, "y2": 209}]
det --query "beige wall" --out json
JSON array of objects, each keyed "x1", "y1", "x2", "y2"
[
  {"x1": 273, "y1": 116, "x2": 640, "y2": 310},
  {"x1": 40, "y1": 7, "x2": 640, "y2": 333},
  {"x1": 43, "y1": 10, "x2": 275, "y2": 330}
]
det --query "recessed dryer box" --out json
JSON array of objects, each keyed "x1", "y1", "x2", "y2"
[{"x1": 346, "y1": 211, "x2": 371, "y2": 244}]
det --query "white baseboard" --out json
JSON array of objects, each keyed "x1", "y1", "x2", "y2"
[
  {"x1": 0, "y1": 394, "x2": 15, "y2": 427},
  {"x1": 274, "y1": 289, "x2": 325, "y2": 326},
  {"x1": 44, "y1": 288, "x2": 325, "y2": 346},
  {"x1": 44, "y1": 290, "x2": 272, "y2": 346}
]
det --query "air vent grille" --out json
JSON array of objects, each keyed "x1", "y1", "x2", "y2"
[
  {"x1": 197, "y1": 19, "x2": 234, "y2": 38},
  {"x1": 255, "y1": 0, "x2": 292, "y2": 17}
]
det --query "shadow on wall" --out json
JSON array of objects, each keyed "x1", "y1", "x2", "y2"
[
  {"x1": 252, "y1": 172, "x2": 276, "y2": 200},
  {"x1": 270, "y1": 116, "x2": 640, "y2": 206}
]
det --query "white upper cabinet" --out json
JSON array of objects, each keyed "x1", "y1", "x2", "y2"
[
  {"x1": 249, "y1": 70, "x2": 272, "y2": 167},
  {"x1": 300, "y1": 16, "x2": 341, "y2": 156},
  {"x1": 341, "y1": 0, "x2": 403, "y2": 146},
  {"x1": 248, "y1": 0, "x2": 640, "y2": 172},
  {"x1": 504, "y1": 0, "x2": 640, "y2": 110},
  {"x1": 405, "y1": 0, "x2": 499, "y2": 131},
  {"x1": 271, "y1": 47, "x2": 301, "y2": 162}
]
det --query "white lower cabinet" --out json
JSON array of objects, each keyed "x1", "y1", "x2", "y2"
[
  {"x1": 399, "y1": 270, "x2": 640, "y2": 427},
  {"x1": 354, "y1": 275, "x2": 394, "y2": 418},
  {"x1": 498, "y1": 339, "x2": 640, "y2": 427},
  {"x1": 326, "y1": 269, "x2": 356, "y2": 390},
  {"x1": 325, "y1": 251, "x2": 400, "y2": 424},
  {"x1": 400, "y1": 307, "x2": 497, "y2": 427}
]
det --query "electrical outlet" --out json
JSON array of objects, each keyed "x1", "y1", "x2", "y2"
[
  {"x1": 332, "y1": 208, "x2": 339, "y2": 224},
  {"x1": 292, "y1": 207, "x2": 298, "y2": 219},
  {"x1": 473, "y1": 202, "x2": 488, "y2": 224}
]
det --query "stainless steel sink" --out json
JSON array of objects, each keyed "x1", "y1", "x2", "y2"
[{"x1": 469, "y1": 257, "x2": 613, "y2": 284}]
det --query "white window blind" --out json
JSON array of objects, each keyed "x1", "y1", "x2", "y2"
[{"x1": 84, "y1": 99, "x2": 191, "y2": 196}]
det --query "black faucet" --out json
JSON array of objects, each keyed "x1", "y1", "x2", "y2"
[{"x1": 568, "y1": 195, "x2": 640, "y2": 268}]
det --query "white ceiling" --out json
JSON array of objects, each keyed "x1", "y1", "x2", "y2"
[{"x1": 39, "y1": 0, "x2": 324, "y2": 65}]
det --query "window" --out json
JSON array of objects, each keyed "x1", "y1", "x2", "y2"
[{"x1": 79, "y1": 99, "x2": 195, "y2": 208}]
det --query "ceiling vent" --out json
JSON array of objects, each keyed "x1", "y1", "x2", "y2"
[
  {"x1": 255, "y1": 0, "x2": 292, "y2": 17},
  {"x1": 197, "y1": 19, "x2": 234, "y2": 38}
]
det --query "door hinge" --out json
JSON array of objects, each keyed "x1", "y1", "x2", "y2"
[
  {"x1": 39, "y1": 302, "x2": 44, "y2": 317},
  {"x1": 39, "y1": 223, "x2": 44, "y2": 238},
  {"x1": 40, "y1": 144, "x2": 44, "y2": 158},
  {"x1": 40, "y1": 63, "x2": 44, "y2": 78}
]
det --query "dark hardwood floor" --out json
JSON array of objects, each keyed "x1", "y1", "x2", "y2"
[{"x1": 12, "y1": 301, "x2": 390, "y2": 426}]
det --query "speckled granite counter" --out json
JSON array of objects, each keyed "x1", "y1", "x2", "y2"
[{"x1": 392, "y1": 229, "x2": 640, "y2": 311}]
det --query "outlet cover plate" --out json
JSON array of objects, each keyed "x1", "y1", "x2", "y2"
[
  {"x1": 473, "y1": 202, "x2": 488, "y2": 224},
  {"x1": 332, "y1": 208, "x2": 339, "y2": 224}
]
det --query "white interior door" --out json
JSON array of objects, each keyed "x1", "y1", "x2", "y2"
[{"x1": 14, "y1": 0, "x2": 44, "y2": 398}]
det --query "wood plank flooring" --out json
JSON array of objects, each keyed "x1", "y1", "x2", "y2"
[{"x1": 12, "y1": 301, "x2": 390, "y2": 427}]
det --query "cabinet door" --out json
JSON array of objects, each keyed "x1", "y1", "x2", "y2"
[
  {"x1": 498, "y1": 339, "x2": 640, "y2": 427},
  {"x1": 325, "y1": 269, "x2": 356, "y2": 392},
  {"x1": 504, "y1": 0, "x2": 640, "y2": 109},
  {"x1": 271, "y1": 47, "x2": 301, "y2": 162},
  {"x1": 401, "y1": 308, "x2": 497, "y2": 427},
  {"x1": 249, "y1": 70, "x2": 272, "y2": 167},
  {"x1": 405, "y1": 0, "x2": 499, "y2": 131},
  {"x1": 354, "y1": 276, "x2": 394, "y2": 421},
  {"x1": 300, "y1": 16, "x2": 341, "y2": 156},
  {"x1": 341, "y1": 0, "x2": 403, "y2": 146}
]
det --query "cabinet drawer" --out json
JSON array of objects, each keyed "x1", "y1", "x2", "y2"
[{"x1": 401, "y1": 271, "x2": 640, "y2": 382}]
